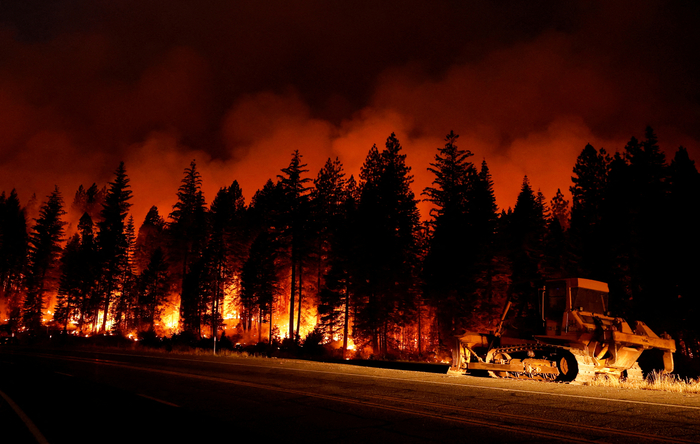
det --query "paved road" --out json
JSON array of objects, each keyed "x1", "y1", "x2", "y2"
[{"x1": 2, "y1": 346, "x2": 700, "y2": 443}]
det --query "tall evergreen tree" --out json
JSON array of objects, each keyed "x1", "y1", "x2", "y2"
[
  {"x1": 601, "y1": 151, "x2": 636, "y2": 313},
  {"x1": 311, "y1": 157, "x2": 347, "y2": 302},
  {"x1": 168, "y1": 160, "x2": 208, "y2": 336},
  {"x1": 203, "y1": 181, "x2": 246, "y2": 338},
  {"x1": 23, "y1": 187, "x2": 66, "y2": 332},
  {"x1": 111, "y1": 215, "x2": 137, "y2": 334},
  {"x1": 668, "y1": 146, "x2": 700, "y2": 356},
  {"x1": 569, "y1": 143, "x2": 610, "y2": 278},
  {"x1": 75, "y1": 213, "x2": 99, "y2": 332},
  {"x1": 0, "y1": 189, "x2": 28, "y2": 334},
  {"x1": 278, "y1": 150, "x2": 312, "y2": 341},
  {"x1": 506, "y1": 177, "x2": 546, "y2": 317},
  {"x1": 464, "y1": 160, "x2": 501, "y2": 327},
  {"x1": 622, "y1": 127, "x2": 672, "y2": 325},
  {"x1": 96, "y1": 162, "x2": 133, "y2": 333},
  {"x1": 134, "y1": 206, "x2": 166, "y2": 274},
  {"x1": 542, "y1": 189, "x2": 570, "y2": 278},
  {"x1": 239, "y1": 179, "x2": 285, "y2": 334},
  {"x1": 316, "y1": 173, "x2": 358, "y2": 358},
  {"x1": 354, "y1": 133, "x2": 421, "y2": 356},
  {"x1": 422, "y1": 131, "x2": 477, "y2": 347},
  {"x1": 54, "y1": 234, "x2": 82, "y2": 333},
  {"x1": 549, "y1": 188, "x2": 570, "y2": 231}
]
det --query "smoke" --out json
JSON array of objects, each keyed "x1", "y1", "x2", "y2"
[{"x1": 1, "y1": 0, "x2": 699, "y2": 227}]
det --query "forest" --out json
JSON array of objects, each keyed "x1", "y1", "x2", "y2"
[{"x1": 0, "y1": 127, "x2": 699, "y2": 365}]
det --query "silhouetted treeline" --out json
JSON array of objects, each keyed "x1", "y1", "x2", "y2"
[{"x1": 1, "y1": 127, "x2": 699, "y2": 361}]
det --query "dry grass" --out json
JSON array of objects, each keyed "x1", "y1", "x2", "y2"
[{"x1": 586, "y1": 371, "x2": 700, "y2": 394}]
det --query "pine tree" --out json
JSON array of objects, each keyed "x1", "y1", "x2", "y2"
[
  {"x1": 601, "y1": 151, "x2": 636, "y2": 313},
  {"x1": 96, "y1": 162, "x2": 133, "y2": 333},
  {"x1": 54, "y1": 234, "x2": 82, "y2": 333},
  {"x1": 668, "y1": 146, "x2": 700, "y2": 356},
  {"x1": 316, "y1": 173, "x2": 358, "y2": 358},
  {"x1": 203, "y1": 181, "x2": 246, "y2": 339},
  {"x1": 549, "y1": 189, "x2": 570, "y2": 231},
  {"x1": 622, "y1": 127, "x2": 672, "y2": 326},
  {"x1": 422, "y1": 131, "x2": 477, "y2": 347},
  {"x1": 242, "y1": 179, "x2": 287, "y2": 336},
  {"x1": 569, "y1": 143, "x2": 611, "y2": 278},
  {"x1": 278, "y1": 150, "x2": 312, "y2": 341},
  {"x1": 464, "y1": 160, "x2": 501, "y2": 330},
  {"x1": 354, "y1": 133, "x2": 421, "y2": 356},
  {"x1": 75, "y1": 213, "x2": 99, "y2": 333},
  {"x1": 0, "y1": 189, "x2": 28, "y2": 334},
  {"x1": 134, "y1": 206, "x2": 166, "y2": 274},
  {"x1": 23, "y1": 187, "x2": 66, "y2": 332},
  {"x1": 541, "y1": 189, "x2": 571, "y2": 278},
  {"x1": 507, "y1": 177, "x2": 546, "y2": 318},
  {"x1": 169, "y1": 160, "x2": 207, "y2": 336},
  {"x1": 311, "y1": 157, "x2": 347, "y2": 304},
  {"x1": 111, "y1": 215, "x2": 137, "y2": 334}
]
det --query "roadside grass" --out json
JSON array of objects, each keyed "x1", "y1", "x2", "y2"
[{"x1": 587, "y1": 371, "x2": 700, "y2": 394}]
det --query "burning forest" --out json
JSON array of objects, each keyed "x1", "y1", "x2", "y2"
[{"x1": 1, "y1": 128, "x2": 700, "y2": 367}]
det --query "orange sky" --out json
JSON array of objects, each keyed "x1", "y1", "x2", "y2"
[{"x1": 1, "y1": 1, "x2": 699, "y2": 228}]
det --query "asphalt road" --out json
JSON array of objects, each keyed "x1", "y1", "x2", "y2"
[{"x1": 2, "y1": 346, "x2": 700, "y2": 443}]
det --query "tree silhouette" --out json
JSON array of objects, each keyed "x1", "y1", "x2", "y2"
[
  {"x1": 23, "y1": 187, "x2": 66, "y2": 332},
  {"x1": 0, "y1": 190, "x2": 28, "y2": 334},
  {"x1": 203, "y1": 181, "x2": 246, "y2": 339},
  {"x1": 54, "y1": 234, "x2": 82, "y2": 333},
  {"x1": 169, "y1": 160, "x2": 207, "y2": 336},
  {"x1": 138, "y1": 247, "x2": 170, "y2": 334},
  {"x1": 506, "y1": 177, "x2": 546, "y2": 313},
  {"x1": 134, "y1": 206, "x2": 166, "y2": 274},
  {"x1": 422, "y1": 131, "x2": 477, "y2": 347},
  {"x1": 355, "y1": 133, "x2": 421, "y2": 356},
  {"x1": 240, "y1": 229, "x2": 281, "y2": 343},
  {"x1": 278, "y1": 150, "x2": 312, "y2": 341},
  {"x1": 569, "y1": 143, "x2": 611, "y2": 279},
  {"x1": 96, "y1": 162, "x2": 133, "y2": 333},
  {"x1": 668, "y1": 146, "x2": 700, "y2": 356}
]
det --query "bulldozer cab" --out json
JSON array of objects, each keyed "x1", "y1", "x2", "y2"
[
  {"x1": 541, "y1": 278, "x2": 610, "y2": 335},
  {"x1": 543, "y1": 278, "x2": 609, "y2": 318}
]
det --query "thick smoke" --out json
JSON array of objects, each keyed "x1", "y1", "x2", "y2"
[{"x1": 1, "y1": 0, "x2": 699, "y2": 225}]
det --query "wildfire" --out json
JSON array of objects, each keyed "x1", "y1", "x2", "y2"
[{"x1": 25, "y1": 275, "x2": 367, "y2": 359}]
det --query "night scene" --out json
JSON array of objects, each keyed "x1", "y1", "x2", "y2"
[{"x1": 1, "y1": 1, "x2": 700, "y2": 443}]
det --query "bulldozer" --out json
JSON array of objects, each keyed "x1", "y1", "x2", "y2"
[{"x1": 454, "y1": 278, "x2": 676, "y2": 383}]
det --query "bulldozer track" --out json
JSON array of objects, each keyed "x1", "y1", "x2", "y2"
[{"x1": 484, "y1": 344, "x2": 596, "y2": 383}]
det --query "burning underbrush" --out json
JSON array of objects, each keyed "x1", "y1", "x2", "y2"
[{"x1": 10, "y1": 326, "x2": 448, "y2": 365}]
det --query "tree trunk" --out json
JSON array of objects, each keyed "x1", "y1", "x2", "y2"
[
  {"x1": 296, "y1": 262, "x2": 303, "y2": 340},
  {"x1": 342, "y1": 284, "x2": 350, "y2": 360},
  {"x1": 417, "y1": 298, "x2": 422, "y2": 357},
  {"x1": 268, "y1": 302, "x2": 273, "y2": 344},
  {"x1": 101, "y1": 279, "x2": 112, "y2": 334},
  {"x1": 288, "y1": 247, "x2": 296, "y2": 340}
]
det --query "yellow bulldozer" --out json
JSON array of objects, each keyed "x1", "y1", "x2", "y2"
[{"x1": 454, "y1": 278, "x2": 676, "y2": 383}]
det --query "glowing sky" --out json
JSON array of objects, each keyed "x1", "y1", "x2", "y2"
[{"x1": 1, "y1": 1, "x2": 699, "y2": 226}]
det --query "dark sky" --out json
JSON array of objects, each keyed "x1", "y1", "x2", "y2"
[{"x1": 2, "y1": 0, "x2": 699, "y2": 225}]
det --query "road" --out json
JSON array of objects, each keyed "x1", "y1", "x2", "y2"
[{"x1": 1, "y1": 346, "x2": 700, "y2": 443}]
